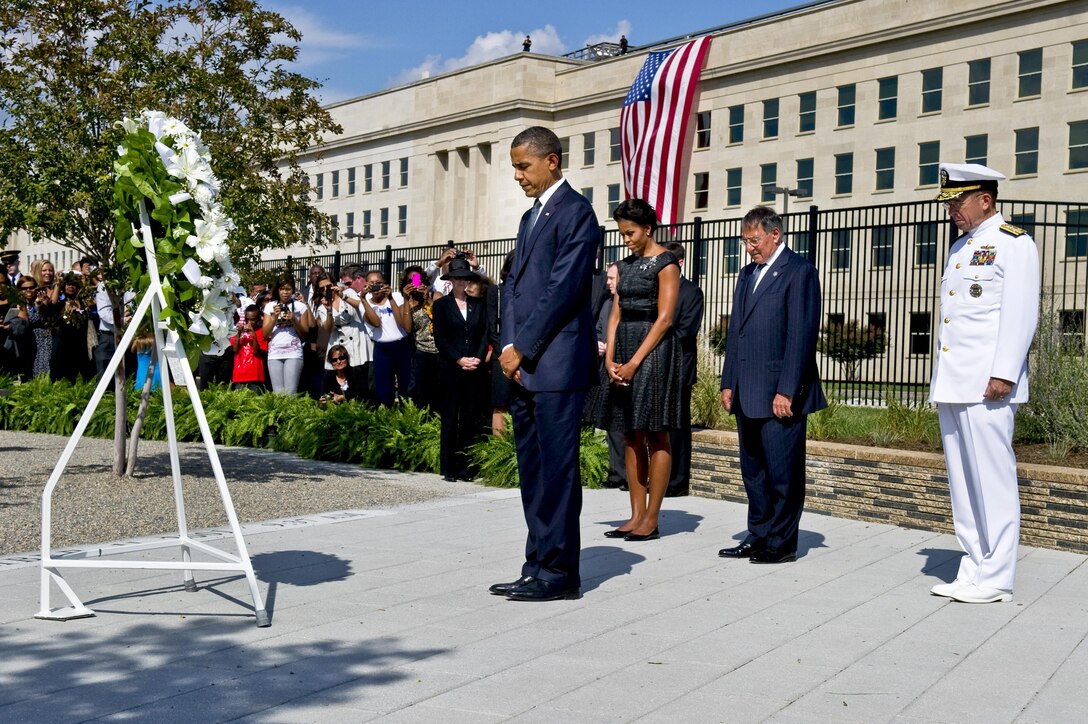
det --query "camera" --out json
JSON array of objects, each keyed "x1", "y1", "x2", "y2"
[
  {"x1": 453, "y1": 250, "x2": 467, "y2": 261},
  {"x1": 324, "y1": 287, "x2": 333, "y2": 303},
  {"x1": 369, "y1": 282, "x2": 383, "y2": 293}
]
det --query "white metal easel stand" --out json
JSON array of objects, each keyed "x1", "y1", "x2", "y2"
[{"x1": 37, "y1": 201, "x2": 270, "y2": 627}]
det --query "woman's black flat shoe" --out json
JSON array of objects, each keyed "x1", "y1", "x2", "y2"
[
  {"x1": 624, "y1": 528, "x2": 660, "y2": 542},
  {"x1": 603, "y1": 528, "x2": 633, "y2": 538}
]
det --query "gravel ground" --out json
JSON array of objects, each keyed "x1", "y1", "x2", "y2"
[{"x1": 0, "y1": 430, "x2": 483, "y2": 557}]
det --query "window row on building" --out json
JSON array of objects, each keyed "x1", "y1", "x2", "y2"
[
  {"x1": 687, "y1": 121, "x2": 1088, "y2": 210},
  {"x1": 312, "y1": 157, "x2": 410, "y2": 201},
  {"x1": 320, "y1": 206, "x2": 409, "y2": 242}
]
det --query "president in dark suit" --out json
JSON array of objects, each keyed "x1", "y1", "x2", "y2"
[
  {"x1": 719, "y1": 206, "x2": 826, "y2": 564},
  {"x1": 662, "y1": 241, "x2": 705, "y2": 497},
  {"x1": 493, "y1": 126, "x2": 600, "y2": 601}
]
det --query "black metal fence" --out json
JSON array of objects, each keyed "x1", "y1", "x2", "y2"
[{"x1": 257, "y1": 199, "x2": 1088, "y2": 406}]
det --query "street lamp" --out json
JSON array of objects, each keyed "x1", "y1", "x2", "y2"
[
  {"x1": 763, "y1": 185, "x2": 804, "y2": 217},
  {"x1": 342, "y1": 232, "x2": 374, "y2": 255}
]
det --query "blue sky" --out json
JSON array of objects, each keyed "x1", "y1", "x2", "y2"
[{"x1": 266, "y1": 1, "x2": 808, "y2": 104}]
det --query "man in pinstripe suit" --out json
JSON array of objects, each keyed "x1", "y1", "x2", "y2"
[{"x1": 719, "y1": 206, "x2": 826, "y2": 564}]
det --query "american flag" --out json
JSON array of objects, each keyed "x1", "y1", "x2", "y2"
[{"x1": 620, "y1": 36, "x2": 712, "y2": 226}]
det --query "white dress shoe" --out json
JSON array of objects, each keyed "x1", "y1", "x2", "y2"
[
  {"x1": 949, "y1": 583, "x2": 1013, "y2": 603},
  {"x1": 930, "y1": 580, "x2": 964, "y2": 598}
]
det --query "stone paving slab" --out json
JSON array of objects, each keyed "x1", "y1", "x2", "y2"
[{"x1": 1, "y1": 485, "x2": 1086, "y2": 722}]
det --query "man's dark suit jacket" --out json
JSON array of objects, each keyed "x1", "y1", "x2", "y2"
[
  {"x1": 501, "y1": 181, "x2": 599, "y2": 391},
  {"x1": 674, "y1": 276, "x2": 704, "y2": 387},
  {"x1": 721, "y1": 246, "x2": 826, "y2": 417}
]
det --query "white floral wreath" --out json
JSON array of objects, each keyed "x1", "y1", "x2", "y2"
[{"x1": 114, "y1": 110, "x2": 241, "y2": 351}]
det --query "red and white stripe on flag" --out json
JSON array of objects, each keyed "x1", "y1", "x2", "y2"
[{"x1": 620, "y1": 35, "x2": 712, "y2": 226}]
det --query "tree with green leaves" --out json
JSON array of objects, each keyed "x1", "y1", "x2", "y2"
[
  {"x1": 0, "y1": 0, "x2": 340, "y2": 473},
  {"x1": 817, "y1": 319, "x2": 888, "y2": 382}
]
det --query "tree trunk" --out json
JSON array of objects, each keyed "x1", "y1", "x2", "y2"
[{"x1": 109, "y1": 288, "x2": 128, "y2": 476}]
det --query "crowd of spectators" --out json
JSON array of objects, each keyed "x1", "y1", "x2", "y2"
[{"x1": 0, "y1": 245, "x2": 526, "y2": 482}]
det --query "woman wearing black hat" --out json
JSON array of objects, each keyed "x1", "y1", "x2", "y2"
[{"x1": 431, "y1": 257, "x2": 490, "y2": 481}]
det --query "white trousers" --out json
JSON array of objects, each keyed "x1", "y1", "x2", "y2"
[{"x1": 938, "y1": 402, "x2": 1020, "y2": 591}]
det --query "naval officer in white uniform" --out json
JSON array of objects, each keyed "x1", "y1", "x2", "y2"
[{"x1": 928, "y1": 163, "x2": 1040, "y2": 604}]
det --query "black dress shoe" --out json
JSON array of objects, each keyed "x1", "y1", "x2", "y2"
[
  {"x1": 749, "y1": 547, "x2": 796, "y2": 564},
  {"x1": 603, "y1": 528, "x2": 633, "y2": 538},
  {"x1": 718, "y1": 541, "x2": 764, "y2": 558},
  {"x1": 624, "y1": 527, "x2": 660, "y2": 541},
  {"x1": 505, "y1": 578, "x2": 581, "y2": 601},
  {"x1": 488, "y1": 576, "x2": 534, "y2": 596}
]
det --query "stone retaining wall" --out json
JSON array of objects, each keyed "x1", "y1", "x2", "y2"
[{"x1": 691, "y1": 429, "x2": 1088, "y2": 554}]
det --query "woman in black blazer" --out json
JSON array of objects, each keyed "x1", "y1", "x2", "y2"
[
  {"x1": 431, "y1": 258, "x2": 490, "y2": 481},
  {"x1": 320, "y1": 344, "x2": 373, "y2": 404}
]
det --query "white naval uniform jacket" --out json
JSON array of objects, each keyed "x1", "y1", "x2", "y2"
[{"x1": 929, "y1": 212, "x2": 1040, "y2": 404}]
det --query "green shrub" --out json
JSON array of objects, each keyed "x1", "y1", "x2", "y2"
[
  {"x1": 808, "y1": 399, "x2": 843, "y2": 441},
  {"x1": 1018, "y1": 310, "x2": 1088, "y2": 452},
  {"x1": 870, "y1": 397, "x2": 940, "y2": 449},
  {"x1": 470, "y1": 420, "x2": 608, "y2": 489},
  {"x1": 692, "y1": 348, "x2": 732, "y2": 430}
]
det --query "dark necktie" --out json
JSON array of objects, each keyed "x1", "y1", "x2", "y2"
[
  {"x1": 526, "y1": 200, "x2": 542, "y2": 237},
  {"x1": 748, "y1": 264, "x2": 766, "y2": 297}
]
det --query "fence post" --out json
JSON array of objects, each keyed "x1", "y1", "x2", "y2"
[
  {"x1": 383, "y1": 245, "x2": 393, "y2": 282},
  {"x1": 691, "y1": 216, "x2": 703, "y2": 286},
  {"x1": 597, "y1": 225, "x2": 607, "y2": 272},
  {"x1": 332, "y1": 250, "x2": 342, "y2": 281},
  {"x1": 285, "y1": 255, "x2": 293, "y2": 280},
  {"x1": 806, "y1": 205, "x2": 819, "y2": 264}
]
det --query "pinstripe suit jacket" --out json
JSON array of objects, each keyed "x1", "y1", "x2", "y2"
[{"x1": 720, "y1": 245, "x2": 827, "y2": 419}]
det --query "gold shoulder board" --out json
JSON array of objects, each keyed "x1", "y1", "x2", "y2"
[{"x1": 1000, "y1": 223, "x2": 1026, "y2": 237}]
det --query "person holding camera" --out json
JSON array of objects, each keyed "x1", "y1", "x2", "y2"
[
  {"x1": 320, "y1": 344, "x2": 371, "y2": 404},
  {"x1": 426, "y1": 244, "x2": 487, "y2": 298},
  {"x1": 360, "y1": 269, "x2": 412, "y2": 406},
  {"x1": 230, "y1": 304, "x2": 268, "y2": 392},
  {"x1": 261, "y1": 277, "x2": 314, "y2": 395},
  {"x1": 401, "y1": 264, "x2": 439, "y2": 410}
]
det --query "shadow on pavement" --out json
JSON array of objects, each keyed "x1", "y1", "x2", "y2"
[
  {"x1": 918, "y1": 546, "x2": 962, "y2": 582},
  {"x1": 580, "y1": 545, "x2": 645, "y2": 593},
  {"x1": 250, "y1": 549, "x2": 354, "y2": 622}
]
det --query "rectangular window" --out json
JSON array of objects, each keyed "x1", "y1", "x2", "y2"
[
  {"x1": 872, "y1": 225, "x2": 894, "y2": 267},
  {"x1": 919, "y1": 141, "x2": 940, "y2": 186},
  {"x1": 726, "y1": 168, "x2": 742, "y2": 206},
  {"x1": 364, "y1": 164, "x2": 372, "y2": 193},
  {"x1": 868, "y1": 312, "x2": 887, "y2": 337},
  {"x1": 1015, "y1": 127, "x2": 1039, "y2": 175},
  {"x1": 345, "y1": 211, "x2": 355, "y2": 237},
  {"x1": 834, "y1": 153, "x2": 853, "y2": 195},
  {"x1": 330, "y1": 213, "x2": 338, "y2": 242},
  {"x1": 381, "y1": 161, "x2": 390, "y2": 190},
  {"x1": 798, "y1": 91, "x2": 816, "y2": 133},
  {"x1": 875, "y1": 147, "x2": 895, "y2": 191},
  {"x1": 609, "y1": 127, "x2": 621, "y2": 163},
  {"x1": 837, "y1": 84, "x2": 856, "y2": 127},
  {"x1": 728, "y1": 105, "x2": 744, "y2": 143},
  {"x1": 827, "y1": 313, "x2": 846, "y2": 328},
  {"x1": 763, "y1": 98, "x2": 779, "y2": 139},
  {"x1": 1070, "y1": 120, "x2": 1088, "y2": 170},
  {"x1": 921, "y1": 67, "x2": 943, "y2": 113},
  {"x1": 1067, "y1": 210, "x2": 1088, "y2": 257},
  {"x1": 909, "y1": 312, "x2": 932, "y2": 355},
  {"x1": 315, "y1": 173, "x2": 323, "y2": 200},
  {"x1": 397, "y1": 205, "x2": 407, "y2": 234},
  {"x1": 693, "y1": 172, "x2": 709, "y2": 209},
  {"x1": 347, "y1": 167, "x2": 356, "y2": 195},
  {"x1": 831, "y1": 229, "x2": 851, "y2": 269},
  {"x1": 696, "y1": 111, "x2": 711, "y2": 149},
  {"x1": 965, "y1": 134, "x2": 988, "y2": 166},
  {"x1": 559, "y1": 137, "x2": 569, "y2": 169},
  {"x1": 878, "y1": 76, "x2": 898, "y2": 121},
  {"x1": 581, "y1": 187, "x2": 594, "y2": 206},
  {"x1": 1018, "y1": 49, "x2": 1042, "y2": 98},
  {"x1": 724, "y1": 238, "x2": 740, "y2": 274},
  {"x1": 1075, "y1": 40, "x2": 1088, "y2": 89},
  {"x1": 399, "y1": 157, "x2": 408, "y2": 187},
  {"x1": 796, "y1": 158, "x2": 813, "y2": 198},
  {"x1": 1011, "y1": 213, "x2": 1036, "y2": 238},
  {"x1": 331, "y1": 170, "x2": 340, "y2": 198},
  {"x1": 915, "y1": 221, "x2": 939, "y2": 265},
  {"x1": 607, "y1": 183, "x2": 621, "y2": 215},
  {"x1": 379, "y1": 207, "x2": 388, "y2": 237},
  {"x1": 968, "y1": 58, "x2": 991, "y2": 106},
  {"x1": 362, "y1": 210, "x2": 371, "y2": 238},
  {"x1": 583, "y1": 132, "x2": 595, "y2": 166},
  {"x1": 760, "y1": 163, "x2": 777, "y2": 203},
  {"x1": 1060, "y1": 310, "x2": 1086, "y2": 352}
]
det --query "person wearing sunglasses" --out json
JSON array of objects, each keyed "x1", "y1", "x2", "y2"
[{"x1": 319, "y1": 344, "x2": 372, "y2": 404}]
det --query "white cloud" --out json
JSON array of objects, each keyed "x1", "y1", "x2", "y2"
[
  {"x1": 268, "y1": 4, "x2": 377, "y2": 71},
  {"x1": 392, "y1": 24, "x2": 566, "y2": 86},
  {"x1": 582, "y1": 20, "x2": 632, "y2": 48}
]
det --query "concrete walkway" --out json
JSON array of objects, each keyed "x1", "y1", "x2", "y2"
[{"x1": 1, "y1": 482, "x2": 1086, "y2": 722}]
